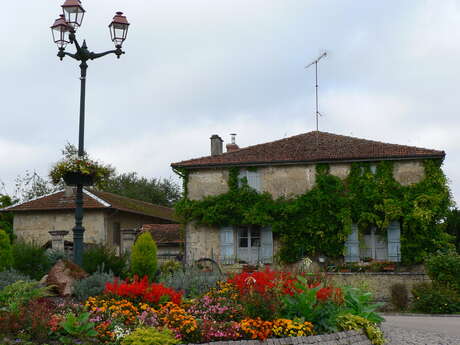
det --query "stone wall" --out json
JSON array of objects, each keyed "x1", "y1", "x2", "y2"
[
  {"x1": 393, "y1": 161, "x2": 425, "y2": 186},
  {"x1": 14, "y1": 209, "x2": 170, "y2": 248},
  {"x1": 188, "y1": 169, "x2": 229, "y2": 200},
  {"x1": 185, "y1": 223, "x2": 220, "y2": 262},
  {"x1": 14, "y1": 210, "x2": 106, "y2": 246},
  {"x1": 181, "y1": 330, "x2": 371, "y2": 345},
  {"x1": 186, "y1": 160, "x2": 426, "y2": 201},
  {"x1": 259, "y1": 165, "x2": 316, "y2": 199},
  {"x1": 328, "y1": 272, "x2": 430, "y2": 302}
]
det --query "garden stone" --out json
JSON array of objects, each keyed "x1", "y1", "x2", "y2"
[{"x1": 46, "y1": 259, "x2": 88, "y2": 296}]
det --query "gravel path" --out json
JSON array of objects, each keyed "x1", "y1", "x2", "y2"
[{"x1": 381, "y1": 323, "x2": 460, "y2": 345}]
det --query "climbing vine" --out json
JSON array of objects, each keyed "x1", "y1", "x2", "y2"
[{"x1": 174, "y1": 160, "x2": 453, "y2": 264}]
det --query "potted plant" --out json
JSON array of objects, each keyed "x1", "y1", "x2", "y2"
[{"x1": 49, "y1": 144, "x2": 114, "y2": 187}]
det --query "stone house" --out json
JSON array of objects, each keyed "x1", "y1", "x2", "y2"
[
  {"x1": 1, "y1": 188, "x2": 178, "y2": 252},
  {"x1": 139, "y1": 224, "x2": 183, "y2": 262},
  {"x1": 171, "y1": 131, "x2": 445, "y2": 265}
]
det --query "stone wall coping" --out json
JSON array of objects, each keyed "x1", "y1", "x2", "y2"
[
  {"x1": 382, "y1": 312, "x2": 460, "y2": 318},
  {"x1": 179, "y1": 330, "x2": 371, "y2": 345},
  {"x1": 48, "y1": 230, "x2": 70, "y2": 236},
  {"x1": 327, "y1": 272, "x2": 426, "y2": 276}
]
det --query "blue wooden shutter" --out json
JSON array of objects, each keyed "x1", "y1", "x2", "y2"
[
  {"x1": 387, "y1": 221, "x2": 401, "y2": 262},
  {"x1": 260, "y1": 227, "x2": 273, "y2": 263},
  {"x1": 345, "y1": 224, "x2": 359, "y2": 262},
  {"x1": 247, "y1": 170, "x2": 261, "y2": 192},
  {"x1": 220, "y1": 226, "x2": 235, "y2": 264}
]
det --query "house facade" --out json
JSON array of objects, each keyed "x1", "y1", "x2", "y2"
[
  {"x1": 171, "y1": 131, "x2": 447, "y2": 265},
  {"x1": 1, "y1": 188, "x2": 178, "y2": 251}
]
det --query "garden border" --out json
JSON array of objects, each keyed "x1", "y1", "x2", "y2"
[{"x1": 181, "y1": 330, "x2": 372, "y2": 345}]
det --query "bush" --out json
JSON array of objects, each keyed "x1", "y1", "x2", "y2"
[
  {"x1": 121, "y1": 327, "x2": 180, "y2": 345},
  {"x1": 11, "y1": 241, "x2": 51, "y2": 280},
  {"x1": 390, "y1": 283, "x2": 409, "y2": 311},
  {"x1": 73, "y1": 270, "x2": 115, "y2": 301},
  {"x1": 130, "y1": 232, "x2": 157, "y2": 279},
  {"x1": 159, "y1": 260, "x2": 182, "y2": 275},
  {"x1": 336, "y1": 314, "x2": 385, "y2": 345},
  {"x1": 82, "y1": 245, "x2": 128, "y2": 277},
  {"x1": 0, "y1": 269, "x2": 33, "y2": 290},
  {"x1": 0, "y1": 281, "x2": 53, "y2": 315},
  {"x1": 411, "y1": 282, "x2": 460, "y2": 314},
  {"x1": 0, "y1": 229, "x2": 13, "y2": 271},
  {"x1": 425, "y1": 250, "x2": 460, "y2": 292},
  {"x1": 160, "y1": 265, "x2": 222, "y2": 298},
  {"x1": 47, "y1": 249, "x2": 71, "y2": 266}
]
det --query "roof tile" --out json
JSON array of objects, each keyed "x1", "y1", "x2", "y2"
[
  {"x1": 171, "y1": 131, "x2": 444, "y2": 168},
  {"x1": 3, "y1": 189, "x2": 177, "y2": 222}
]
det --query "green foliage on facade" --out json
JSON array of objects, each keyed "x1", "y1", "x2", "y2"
[
  {"x1": 130, "y1": 232, "x2": 158, "y2": 279},
  {"x1": 175, "y1": 160, "x2": 453, "y2": 264}
]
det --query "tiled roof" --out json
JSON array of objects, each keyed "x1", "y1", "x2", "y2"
[
  {"x1": 171, "y1": 131, "x2": 445, "y2": 169},
  {"x1": 140, "y1": 224, "x2": 183, "y2": 245},
  {"x1": 2, "y1": 189, "x2": 177, "y2": 222}
]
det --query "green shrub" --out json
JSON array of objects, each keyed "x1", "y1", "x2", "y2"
[
  {"x1": 159, "y1": 265, "x2": 222, "y2": 298},
  {"x1": 337, "y1": 313, "x2": 385, "y2": 345},
  {"x1": 11, "y1": 241, "x2": 51, "y2": 280},
  {"x1": 342, "y1": 286, "x2": 384, "y2": 323},
  {"x1": 47, "y1": 249, "x2": 71, "y2": 266},
  {"x1": 159, "y1": 260, "x2": 182, "y2": 275},
  {"x1": 73, "y1": 270, "x2": 115, "y2": 301},
  {"x1": 0, "y1": 281, "x2": 53, "y2": 315},
  {"x1": 130, "y1": 232, "x2": 157, "y2": 279},
  {"x1": 425, "y1": 250, "x2": 460, "y2": 292},
  {"x1": 121, "y1": 327, "x2": 180, "y2": 345},
  {"x1": 411, "y1": 282, "x2": 460, "y2": 314},
  {"x1": 390, "y1": 283, "x2": 409, "y2": 311},
  {"x1": 281, "y1": 276, "x2": 341, "y2": 333},
  {"x1": 0, "y1": 229, "x2": 13, "y2": 271},
  {"x1": 82, "y1": 245, "x2": 128, "y2": 277},
  {"x1": 0, "y1": 269, "x2": 33, "y2": 290}
]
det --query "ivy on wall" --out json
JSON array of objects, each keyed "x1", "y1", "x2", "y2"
[{"x1": 174, "y1": 160, "x2": 453, "y2": 264}]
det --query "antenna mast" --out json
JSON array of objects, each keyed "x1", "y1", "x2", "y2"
[{"x1": 305, "y1": 52, "x2": 327, "y2": 131}]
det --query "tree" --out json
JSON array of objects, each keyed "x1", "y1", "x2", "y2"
[
  {"x1": 130, "y1": 232, "x2": 157, "y2": 279},
  {"x1": 0, "y1": 194, "x2": 15, "y2": 242},
  {"x1": 102, "y1": 172, "x2": 181, "y2": 207},
  {"x1": 0, "y1": 229, "x2": 13, "y2": 270},
  {"x1": 14, "y1": 170, "x2": 61, "y2": 203},
  {"x1": 446, "y1": 208, "x2": 460, "y2": 253}
]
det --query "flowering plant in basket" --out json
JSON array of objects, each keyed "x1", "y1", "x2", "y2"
[{"x1": 49, "y1": 144, "x2": 114, "y2": 187}]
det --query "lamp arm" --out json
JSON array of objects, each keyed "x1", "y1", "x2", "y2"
[{"x1": 89, "y1": 47, "x2": 125, "y2": 60}]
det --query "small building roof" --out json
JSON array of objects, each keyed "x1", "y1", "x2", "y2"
[
  {"x1": 140, "y1": 224, "x2": 183, "y2": 245},
  {"x1": 171, "y1": 131, "x2": 445, "y2": 169},
  {"x1": 1, "y1": 189, "x2": 177, "y2": 222}
]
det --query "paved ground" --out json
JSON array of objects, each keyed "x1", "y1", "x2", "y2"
[{"x1": 381, "y1": 315, "x2": 460, "y2": 344}]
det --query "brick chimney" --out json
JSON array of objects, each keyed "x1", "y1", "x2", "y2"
[
  {"x1": 210, "y1": 134, "x2": 223, "y2": 156},
  {"x1": 226, "y1": 133, "x2": 239, "y2": 152}
]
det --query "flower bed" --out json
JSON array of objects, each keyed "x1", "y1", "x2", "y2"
[{"x1": 0, "y1": 268, "x2": 385, "y2": 345}]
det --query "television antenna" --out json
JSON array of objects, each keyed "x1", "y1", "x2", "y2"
[{"x1": 305, "y1": 51, "x2": 327, "y2": 131}]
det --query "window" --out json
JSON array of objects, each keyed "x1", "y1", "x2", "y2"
[
  {"x1": 238, "y1": 169, "x2": 261, "y2": 192},
  {"x1": 238, "y1": 227, "x2": 260, "y2": 248}
]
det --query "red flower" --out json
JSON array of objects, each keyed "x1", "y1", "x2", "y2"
[{"x1": 104, "y1": 276, "x2": 182, "y2": 305}]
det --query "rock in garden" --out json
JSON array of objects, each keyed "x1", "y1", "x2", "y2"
[{"x1": 46, "y1": 259, "x2": 88, "y2": 296}]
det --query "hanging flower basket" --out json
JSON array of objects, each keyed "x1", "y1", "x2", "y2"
[
  {"x1": 50, "y1": 144, "x2": 114, "y2": 187},
  {"x1": 63, "y1": 171, "x2": 95, "y2": 186}
]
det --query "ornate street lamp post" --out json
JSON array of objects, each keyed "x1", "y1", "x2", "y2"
[{"x1": 51, "y1": 0, "x2": 130, "y2": 266}]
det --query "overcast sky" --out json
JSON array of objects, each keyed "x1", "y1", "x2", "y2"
[{"x1": 1, "y1": 1, "x2": 459, "y2": 205}]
